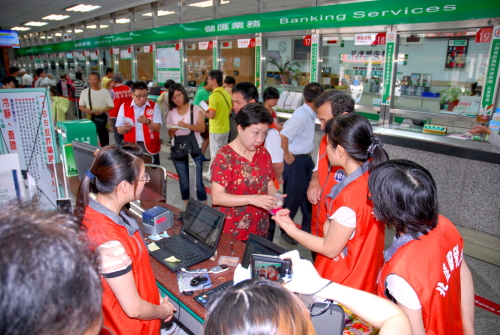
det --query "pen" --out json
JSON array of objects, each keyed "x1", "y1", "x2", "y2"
[{"x1": 230, "y1": 242, "x2": 234, "y2": 255}]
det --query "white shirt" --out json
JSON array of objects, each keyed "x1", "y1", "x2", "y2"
[
  {"x1": 22, "y1": 74, "x2": 34, "y2": 86},
  {"x1": 264, "y1": 128, "x2": 283, "y2": 163},
  {"x1": 35, "y1": 77, "x2": 56, "y2": 87},
  {"x1": 280, "y1": 103, "x2": 316, "y2": 155},
  {"x1": 116, "y1": 100, "x2": 162, "y2": 142},
  {"x1": 166, "y1": 104, "x2": 203, "y2": 147},
  {"x1": 79, "y1": 87, "x2": 114, "y2": 111},
  {"x1": 386, "y1": 274, "x2": 422, "y2": 310}
]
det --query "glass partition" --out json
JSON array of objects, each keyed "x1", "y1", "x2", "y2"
[
  {"x1": 219, "y1": 0, "x2": 256, "y2": 18},
  {"x1": 136, "y1": 48, "x2": 154, "y2": 82},
  {"x1": 85, "y1": 20, "x2": 97, "y2": 38},
  {"x1": 156, "y1": 1, "x2": 178, "y2": 26},
  {"x1": 263, "y1": 0, "x2": 304, "y2": 12},
  {"x1": 186, "y1": 42, "x2": 213, "y2": 87},
  {"x1": 101, "y1": 49, "x2": 112, "y2": 76},
  {"x1": 99, "y1": 15, "x2": 113, "y2": 36},
  {"x1": 185, "y1": 0, "x2": 213, "y2": 23},
  {"x1": 135, "y1": 4, "x2": 153, "y2": 30},
  {"x1": 118, "y1": 48, "x2": 133, "y2": 81},
  {"x1": 115, "y1": 10, "x2": 131, "y2": 33},
  {"x1": 220, "y1": 39, "x2": 255, "y2": 85}
]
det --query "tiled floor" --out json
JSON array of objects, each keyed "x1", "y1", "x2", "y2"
[{"x1": 110, "y1": 129, "x2": 500, "y2": 334}]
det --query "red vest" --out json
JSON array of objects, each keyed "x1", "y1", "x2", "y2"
[
  {"x1": 83, "y1": 206, "x2": 161, "y2": 335},
  {"x1": 110, "y1": 85, "x2": 132, "y2": 118},
  {"x1": 311, "y1": 135, "x2": 345, "y2": 237},
  {"x1": 123, "y1": 101, "x2": 161, "y2": 155},
  {"x1": 378, "y1": 216, "x2": 464, "y2": 335},
  {"x1": 314, "y1": 170, "x2": 385, "y2": 294}
]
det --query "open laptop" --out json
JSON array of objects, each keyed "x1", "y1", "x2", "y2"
[
  {"x1": 151, "y1": 198, "x2": 225, "y2": 272},
  {"x1": 72, "y1": 141, "x2": 99, "y2": 180}
]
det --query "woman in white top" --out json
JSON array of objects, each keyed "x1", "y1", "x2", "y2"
[{"x1": 167, "y1": 83, "x2": 207, "y2": 205}]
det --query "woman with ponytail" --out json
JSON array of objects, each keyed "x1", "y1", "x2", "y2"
[
  {"x1": 76, "y1": 144, "x2": 175, "y2": 335},
  {"x1": 274, "y1": 113, "x2": 388, "y2": 294}
]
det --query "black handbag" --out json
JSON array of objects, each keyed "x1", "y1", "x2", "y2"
[{"x1": 171, "y1": 104, "x2": 202, "y2": 159}]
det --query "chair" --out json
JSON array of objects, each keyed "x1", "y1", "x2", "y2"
[
  {"x1": 145, "y1": 164, "x2": 167, "y2": 200},
  {"x1": 142, "y1": 153, "x2": 154, "y2": 164}
]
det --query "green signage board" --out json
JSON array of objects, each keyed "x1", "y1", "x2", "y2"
[
  {"x1": 17, "y1": 0, "x2": 500, "y2": 56},
  {"x1": 310, "y1": 34, "x2": 319, "y2": 83},
  {"x1": 212, "y1": 40, "x2": 218, "y2": 70},
  {"x1": 382, "y1": 31, "x2": 397, "y2": 105},
  {"x1": 255, "y1": 37, "x2": 262, "y2": 88},
  {"x1": 481, "y1": 26, "x2": 500, "y2": 115}
]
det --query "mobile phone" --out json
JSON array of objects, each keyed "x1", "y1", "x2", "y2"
[
  {"x1": 268, "y1": 193, "x2": 284, "y2": 215},
  {"x1": 250, "y1": 254, "x2": 292, "y2": 282},
  {"x1": 210, "y1": 264, "x2": 229, "y2": 274}
]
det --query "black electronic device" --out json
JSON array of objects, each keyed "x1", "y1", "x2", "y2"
[
  {"x1": 188, "y1": 81, "x2": 197, "y2": 87},
  {"x1": 250, "y1": 254, "x2": 292, "y2": 282},
  {"x1": 149, "y1": 198, "x2": 225, "y2": 272},
  {"x1": 148, "y1": 86, "x2": 161, "y2": 95},
  {"x1": 241, "y1": 233, "x2": 289, "y2": 269},
  {"x1": 190, "y1": 276, "x2": 209, "y2": 287},
  {"x1": 193, "y1": 280, "x2": 234, "y2": 307},
  {"x1": 72, "y1": 141, "x2": 99, "y2": 180}
]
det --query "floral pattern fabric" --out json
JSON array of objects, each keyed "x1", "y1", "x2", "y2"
[{"x1": 212, "y1": 145, "x2": 275, "y2": 241}]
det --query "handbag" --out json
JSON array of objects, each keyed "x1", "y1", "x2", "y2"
[
  {"x1": 171, "y1": 104, "x2": 202, "y2": 159},
  {"x1": 88, "y1": 88, "x2": 108, "y2": 128}
]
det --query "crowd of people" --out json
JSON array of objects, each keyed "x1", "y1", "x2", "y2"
[{"x1": 0, "y1": 66, "x2": 479, "y2": 335}]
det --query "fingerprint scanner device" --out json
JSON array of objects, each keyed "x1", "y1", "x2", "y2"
[{"x1": 142, "y1": 206, "x2": 174, "y2": 239}]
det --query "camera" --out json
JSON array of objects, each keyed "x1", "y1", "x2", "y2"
[{"x1": 250, "y1": 254, "x2": 292, "y2": 283}]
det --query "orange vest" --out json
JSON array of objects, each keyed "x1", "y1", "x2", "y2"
[
  {"x1": 123, "y1": 101, "x2": 161, "y2": 155},
  {"x1": 311, "y1": 135, "x2": 345, "y2": 237},
  {"x1": 314, "y1": 169, "x2": 385, "y2": 294},
  {"x1": 378, "y1": 216, "x2": 464, "y2": 335},
  {"x1": 83, "y1": 206, "x2": 161, "y2": 335},
  {"x1": 110, "y1": 85, "x2": 132, "y2": 118}
]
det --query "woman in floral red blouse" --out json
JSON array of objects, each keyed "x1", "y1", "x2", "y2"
[{"x1": 211, "y1": 103, "x2": 280, "y2": 241}]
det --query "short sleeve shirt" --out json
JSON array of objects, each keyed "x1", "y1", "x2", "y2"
[
  {"x1": 208, "y1": 87, "x2": 232, "y2": 134},
  {"x1": 193, "y1": 87, "x2": 210, "y2": 106},
  {"x1": 212, "y1": 145, "x2": 275, "y2": 241}
]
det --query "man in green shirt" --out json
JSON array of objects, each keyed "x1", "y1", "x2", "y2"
[
  {"x1": 204, "y1": 70, "x2": 232, "y2": 179},
  {"x1": 193, "y1": 79, "x2": 211, "y2": 106}
]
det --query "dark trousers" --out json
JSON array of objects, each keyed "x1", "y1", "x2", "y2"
[
  {"x1": 172, "y1": 154, "x2": 207, "y2": 202},
  {"x1": 137, "y1": 141, "x2": 160, "y2": 165},
  {"x1": 110, "y1": 117, "x2": 123, "y2": 145},
  {"x1": 283, "y1": 155, "x2": 314, "y2": 233},
  {"x1": 91, "y1": 113, "x2": 109, "y2": 147}
]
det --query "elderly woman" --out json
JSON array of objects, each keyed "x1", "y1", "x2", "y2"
[
  {"x1": 211, "y1": 103, "x2": 280, "y2": 241},
  {"x1": 368, "y1": 160, "x2": 475, "y2": 335}
]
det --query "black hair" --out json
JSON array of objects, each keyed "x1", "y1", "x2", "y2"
[
  {"x1": 75, "y1": 72, "x2": 83, "y2": 80},
  {"x1": 208, "y1": 70, "x2": 223, "y2": 86},
  {"x1": 130, "y1": 80, "x2": 148, "y2": 93},
  {"x1": 35, "y1": 68, "x2": 44, "y2": 77},
  {"x1": 88, "y1": 71, "x2": 100, "y2": 80},
  {"x1": 125, "y1": 80, "x2": 134, "y2": 87},
  {"x1": 224, "y1": 76, "x2": 236, "y2": 86},
  {"x1": 236, "y1": 103, "x2": 272, "y2": 129},
  {"x1": 1, "y1": 76, "x2": 15, "y2": 85},
  {"x1": 324, "y1": 113, "x2": 388, "y2": 171},
  {"x1": 0, "y1": 201, "x2": 102, "y2": 335},
  {"x1": 203, "y1": 279, "x2": 314, "y2": 335},
  {"x1": 168, "y1": 83, "x2": 190, "y2": 110},
  {"x1": 232, "y1": 82, "x2": 259, "y2": 103},
  {"x1": 303, "y1": 82, "x2": 324, "y2": 103},
  {"x1": 368, "y1": 160, "x2": 438, "y2": 239},
  {"x1": 49, "y1": 85, "x2": 58, "y2": 97},
  {"x1": 105, "y1": 67, "x2": 114, "y2": 75},
  {"x1": 315, "y1": 91, "x2": 355, "y2": 117},
  {"x1": 9, "y1": 66, "x2": 19, "y2": 74},
  {"x1": 314, "y1": 89, "x2": 340, "y2": 108},
  {"x1": 75, "y1": 144, "x2": 144, "y2": 217},
  {"x1": 164, "y1": 79, "x2": 175, "y2": 89},
  {"x1": 263, "y1": 87, "x2": 280, "y2": 101},
  {"x1": 60, "y1": 73, "x2": 67, "y2": 80}
]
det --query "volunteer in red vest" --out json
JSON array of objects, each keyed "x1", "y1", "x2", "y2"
[
  {"x1": 369, "y1": 160, "x2": 475, "y2": 335},
  {"x1": 109, "y1": 73, "x2": 132, "y2": 145},
  {"x1": 273, "y1": 113, "x2": 388, "y2": 294},
  {"x1": 116, "y1": 81, "x2": 162, "y2": 165},
  {"x1": 76, "y1": 144, "x2": 176, "y2": 335},
  {"x1": 307, "y1": 92, "x2": 355, "y2": 241}
]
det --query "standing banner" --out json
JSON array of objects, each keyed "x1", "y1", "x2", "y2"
[
  {"x1": 310, "y1": 34, "x2": 319, "y2": 83},
  {"x1": 178, "y1": 43, "x2": 184, "y2": 85},
  {"x1": 156, "y1": 45, "x2": 182, "y2": 84},
  {"x1": 0, "y1": 88, "x2": 58, "y2": 209},
  {"x1": 382, "y1": 31, "x2": 397, "y2": 105},
  {"x1": 481, "y1": 26, "x2": 500, "y2": 115},
  {"x1": 212, "y1": 40, "x2": 218, "y2": 70},
  {"x1": 255, "y1": 37, "x2": 262, "y2": 89}
]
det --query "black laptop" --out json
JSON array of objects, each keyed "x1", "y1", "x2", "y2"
[{"x1": 151, "y1": 198, "x2": 225, "y2": 272}]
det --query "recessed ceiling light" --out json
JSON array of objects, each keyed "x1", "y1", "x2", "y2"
[
  {"x1": 40, "y1": 36, "x2": 46, "y2": 39},
  {"x1": 86, "y1": 24, "x2": 109, "y2": 29},
  {"x1": 42, "y1": 14, "x2": 70, "y2": 20},
  {"x1": 65, "y1": 4, "x2": 101, "y2": 12},
  {"x1": 66, "y1": 29, "x2": 73, "y2": 33},
  {"x1": 75, "y1": 29, "x2": 83, "y2": 33},
  {"x1": 47, "y1": 36, "x2": 53, "y2": 39},
  {"x1": 142, "y1": 10, "x2": 175, "y2": 17},
  {"x1": 11, "y1": 27, "x2": 31, "y2": 31},
  {"x1": 55, "y1": 32, "x2": 62, "y2": 36},
  {"x1": 189, "y1": 0, "x2": 229, "y2": 8},
  {"x1": 115, "y1": 18, "x2": 130, "y2": 24},
  {"x1": 24, "y1": 21, "x2": 48, "y2": 26}
]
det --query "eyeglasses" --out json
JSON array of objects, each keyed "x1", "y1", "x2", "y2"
[
  {"x1": 139, "y1": 173, "x2": 150, "y2": 183},
  {"x1": 133, "y1": 93, "x2": 148, "y2": 99}
]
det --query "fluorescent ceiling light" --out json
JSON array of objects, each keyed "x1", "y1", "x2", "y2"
[
  {"x1": 115, "y1": 18, "x2": 130, "y2": 24},
  {"x1": 47, "y1": 36, "x2": 53, "y2": 39},
  {"x1": 75, "y1": 29, "x2": 83, "y2": 33},
  {"x1": 189, "y1": 0, "x2": 229, "y2": 8},
  {"x1": 142, "y1": 10, "x2": 175, "y2": 17},
  {"x1": 86, "y1": 24, "x2": 109, "y2": 29},
  {"x1": 66, "y1": 29, "x2": 73, "y2": 32},
  {"x1": 55, "y1": 33, "x2": 62, "y2": 36},
  {"x1": 11, "y1": 26, "x2": 31, "y2": 31},
  {"x1": 42, "y1": 14, "x2": 70, "y2": 20},
  {"x1": 40, "y1": 36, "x2": 46, "y2": 39},
  {"x1": 24, "y1": 21, "x2": 48, "y2": 26},
  {"x1": 66, "y1": 4, "x2": 101, "y2": 12}
]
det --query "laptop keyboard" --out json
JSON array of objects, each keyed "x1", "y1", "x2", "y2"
[{"x1": 157, "y1": 237, "x2": 205, "y2": 262}]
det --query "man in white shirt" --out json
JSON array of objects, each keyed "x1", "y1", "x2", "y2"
[
  {"x1": 21, "y1": 69, "x2": 33, "y2": 88},
  {"x1": 116, "y1": 81, "x2": 162, "y2": 165},
  {"x1": 34, "y1": 68, "x2": 56, "y2": 88},
  {"x1": 79, "y1": 72, "x2": 114, "y2": 147},
  {"x1": 280, "y1": 82, "x2": 324, "y2": 244}
]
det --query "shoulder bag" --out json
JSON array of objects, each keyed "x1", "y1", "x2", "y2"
[
  {"x1": 171, "y1": 104, "x2": 202, "y2": 159},
  {"x1": 89, "y1": 88, "x2": 108, "y2": 129}
]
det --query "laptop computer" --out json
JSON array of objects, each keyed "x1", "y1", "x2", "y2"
[
  {"x1": 72, "y1": 141, "x2": 99, "y2": 180},
  {"x1": 148, "y1": 86, "x2": 161, "y2": 96},
  {"x1": 151, "y1": 198, "x2": 225, "y2": 272}
]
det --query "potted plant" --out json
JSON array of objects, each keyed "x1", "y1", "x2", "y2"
[
  {"x1": 439, "y1": 86, "x2": 463, "y2": 111},
  {"x1": 267, "y1": 56, "x2": 301, "y2": 85}
]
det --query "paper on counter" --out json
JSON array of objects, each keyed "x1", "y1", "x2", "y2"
[
  {"x1": 148, "y1": 242, "x2": 160, "y2": 252},
  {"x1": 165, "y1": 256, "x2": 181, "y2": 263}
]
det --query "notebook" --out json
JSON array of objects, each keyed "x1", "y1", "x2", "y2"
[{"x1": 150, "y1": 198, "x2": 225, "y2": 272}]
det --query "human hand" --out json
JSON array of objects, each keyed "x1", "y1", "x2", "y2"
[
  {"x1": 307, "y1": 179, "x2": 321, "y2": 205},
  {"x1": 251, "y1": 195, "x2": 278, "y2": 211},
  {"x1": 284, "y1": 153, "x2": 295, "y2": 165},
  {"x1": 168, "y1": 128, "x2": 178, "y2": 137},
  {"x1": 124, "y1": 122, "x2": 134, "y2": 132},
  {"x1": 280, "y1": 250, "x2": 329, "y2": 295},
  {"x1": 178, "y1": 119, "x2": 188, "y2": 129},
  {"x1": 159, "y1": 297, "x2": 176, "y2": 322},
  {"x1": 276, "y1": 122, "x2": 284, "y2": 131},
  {"x1": 272, "y1": 209, "x2": 296, "y2": 232},
  {"x1": 470, "y1": 125, "x2": 491, "y2": 135},
  {"x1": 137, "y1": 115, "x2": 148, "y2": 124},
  {"x1": 92, "y1": 110, "x2": 101, "y2": 116}
]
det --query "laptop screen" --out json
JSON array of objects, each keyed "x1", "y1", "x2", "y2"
[
  {"x1": 241, "y1": 234, "x2": 289, "y2": 269},
  {"x1": 72, "y1": 141, "x2": 99, "y2": 180},
  {"x1": 182, "y1": 199, "x2": 224, "y2": 250}
]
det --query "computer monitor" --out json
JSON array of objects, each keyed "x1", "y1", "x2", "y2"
[
  {"x1": 241, "y1": 233, "x2": 289, "y2": 269},
  {"x1": 72, "y1": 141, "x2": 99, "y2": 180},
  {"x1": 148, "y1": 86, "x2": 161, "y2": 96}
]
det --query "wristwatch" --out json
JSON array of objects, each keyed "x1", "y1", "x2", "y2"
[{"x1": 147, "y1": 119, "x2": 151, "y2": 125}]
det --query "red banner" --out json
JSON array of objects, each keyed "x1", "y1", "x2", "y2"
[
  {"x1": 475, "y1": 295, "x2": 500, "y2": 316},
  {"x1": 303, "y1": 35, "x2": 312, "y2": 46},
  {"x1": 476, "y1": 27, "x2": 493, "y2": 43}
]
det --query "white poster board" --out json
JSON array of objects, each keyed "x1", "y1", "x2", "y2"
[
  {"x1": 0, "y1": 88, "x2": 58, "y2": 209},
  {"x1": 156, "y1": 45, "x2": 181, "y2": 84}
]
